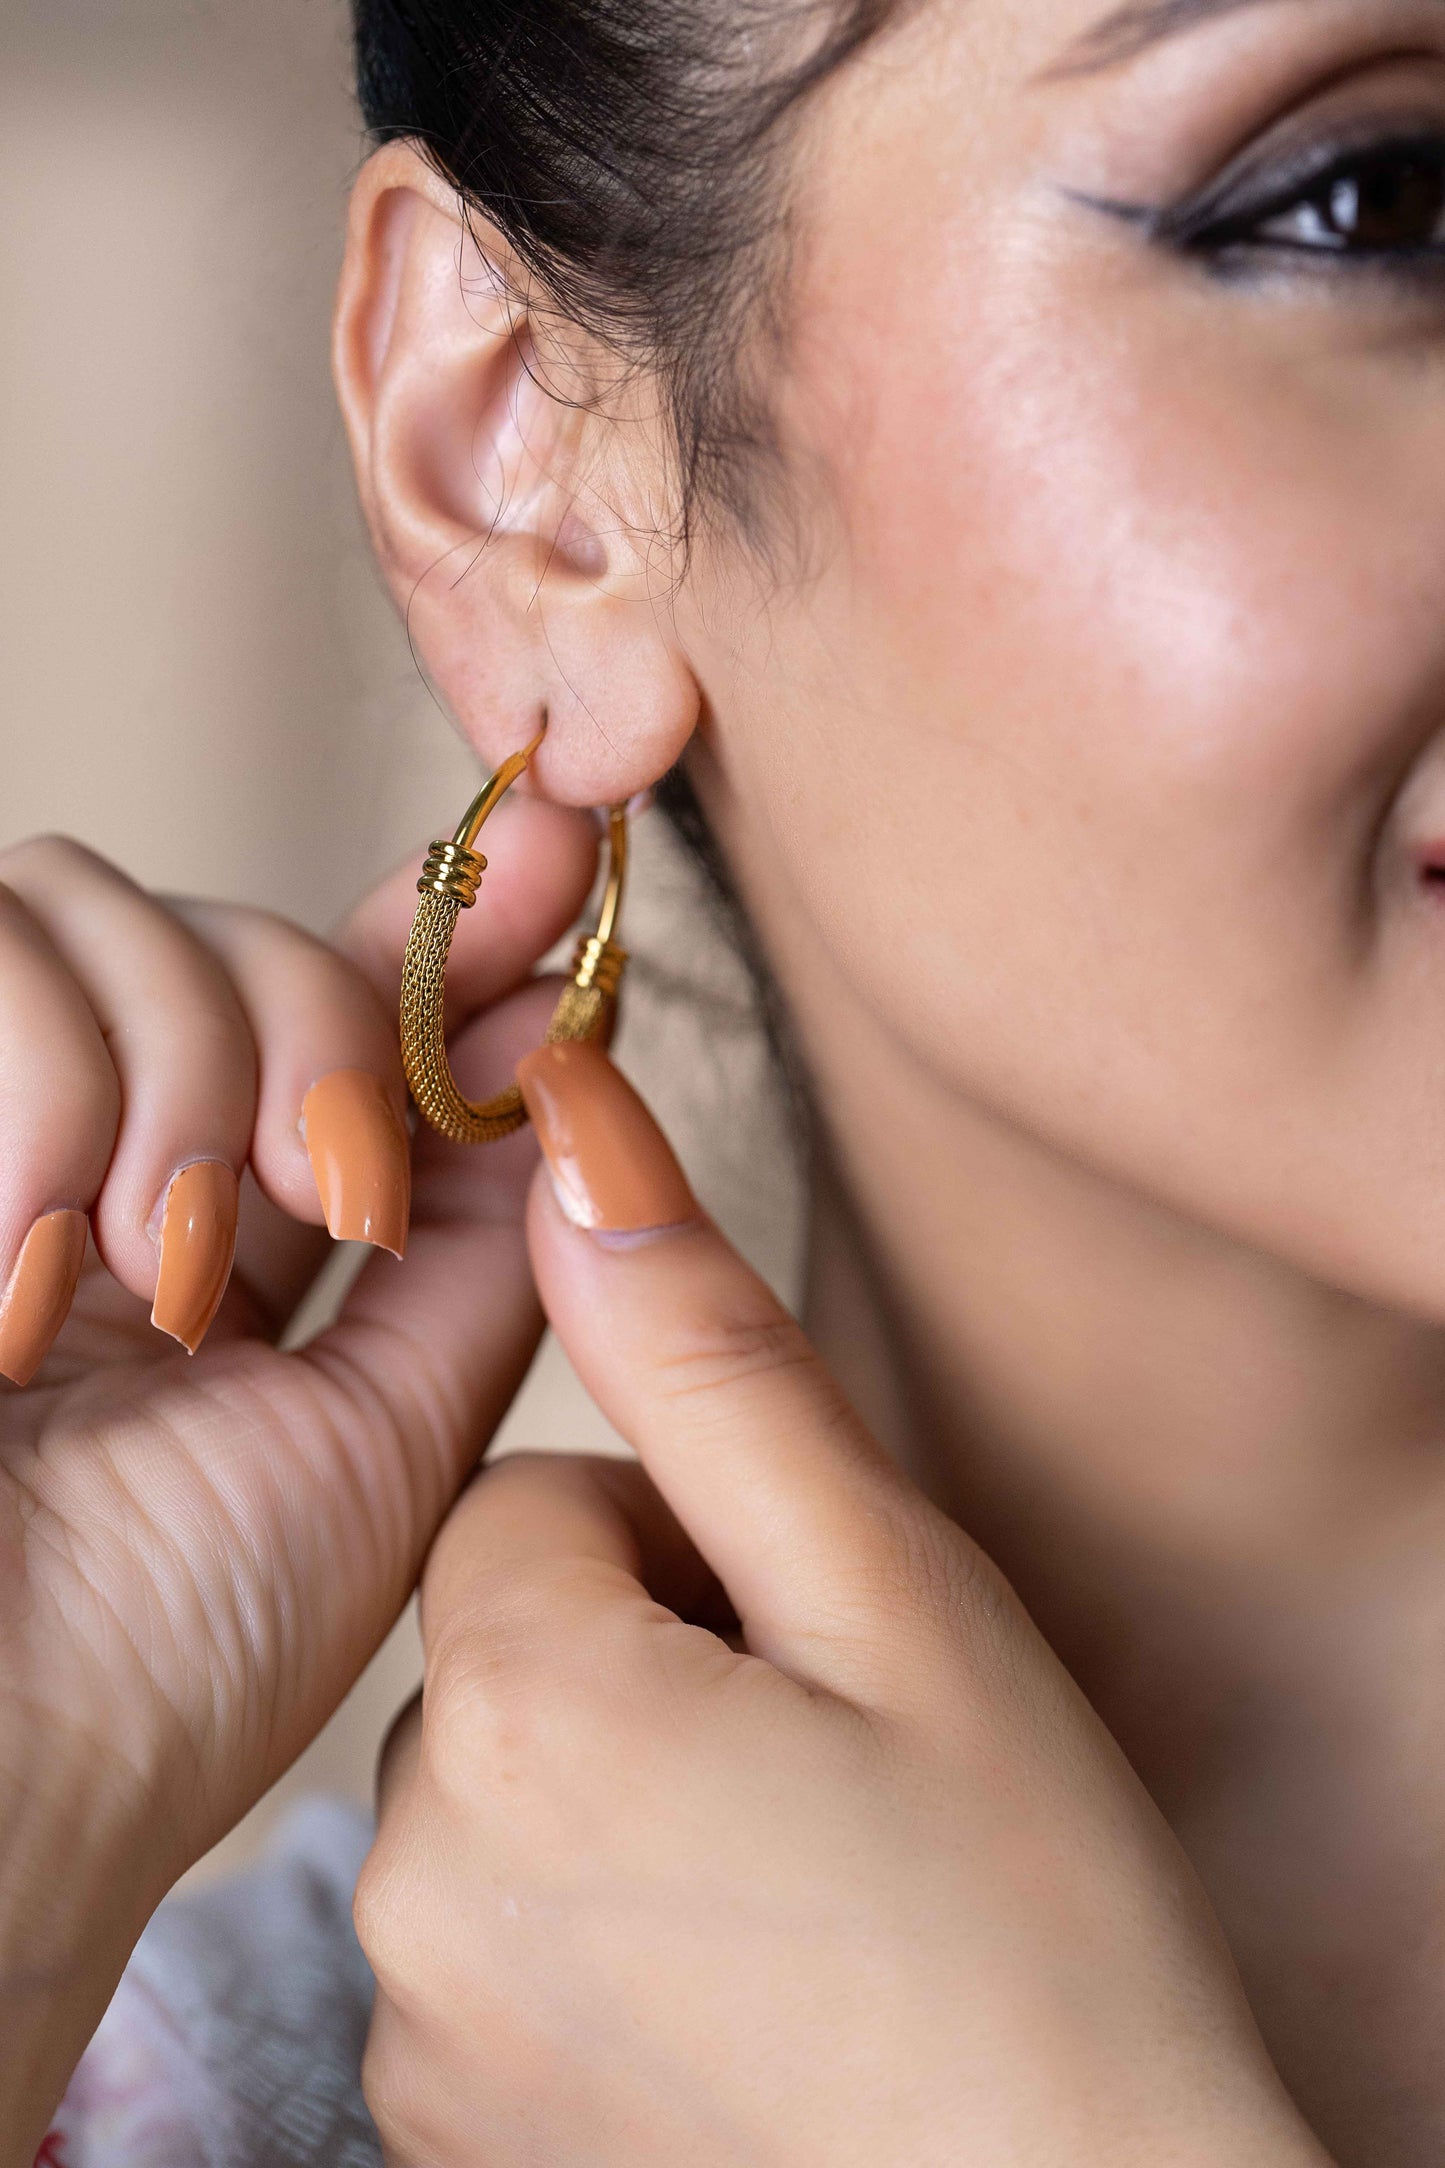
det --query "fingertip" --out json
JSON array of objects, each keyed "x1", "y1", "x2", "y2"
[
  {"x1": 151, "y1": 1162, "x2": 240, "y2": 1355},
  {"x1": 0, "y1": 1209, "x2": 89, "y2": 1386},
  {"x1": 303, "y1": 1070, "x2": 413, "y2": 1259},
  {"x1": 516, "y1": 1042, "x2": 699, "y2": 1239}
]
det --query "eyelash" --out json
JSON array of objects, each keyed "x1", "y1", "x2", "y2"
[{"x1": 1160, "y1": 130, "x2": 1445, "y2": 271}]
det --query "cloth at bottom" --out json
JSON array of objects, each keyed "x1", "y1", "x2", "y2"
[{"x1": 41, "y1": 1797, "x2": 380, "y2": 2168}]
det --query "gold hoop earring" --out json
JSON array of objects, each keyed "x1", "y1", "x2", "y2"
[{"x1": 401, "y1": 728, "x2": 630, "y2": 1145}]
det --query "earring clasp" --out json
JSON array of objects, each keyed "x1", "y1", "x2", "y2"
[{"x1": 401, "y1": 731, "x2": 630, "y2": 1146}]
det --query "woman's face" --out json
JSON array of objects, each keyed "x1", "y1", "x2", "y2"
[{"x1": 679, "y1": 0, "x2": 1445, "y2": 1316}]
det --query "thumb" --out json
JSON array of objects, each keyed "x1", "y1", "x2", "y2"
[{"x1": 518, "y1": 1041, "x2": 949, "y2": 1694}]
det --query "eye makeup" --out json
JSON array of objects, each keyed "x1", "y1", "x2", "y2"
[
  {"x1": 1072, "y1": 56, "x2": 1445, "y2": 283},
  {"x1": 1160, "y1": 123, "x2": 1445, "y2": 262}
]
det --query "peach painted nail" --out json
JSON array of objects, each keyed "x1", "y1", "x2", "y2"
[
  {"x1": 302, "y1": 1070, "x2": 411, "y2": 1259},
  {"x1": 516, "y1": 1042, "x2": 699, "y2": 1236},
  {"x1": 0, "y1": 1211, "x2": 88, "y2": 1387},
  {"x1": 152, "y1": 1163, "x2": 240, "y2": 1355}
]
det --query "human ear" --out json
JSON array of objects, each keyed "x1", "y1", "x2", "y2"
[{"x1": 333, "y1": 144, "x2": 700, "y2": 806}]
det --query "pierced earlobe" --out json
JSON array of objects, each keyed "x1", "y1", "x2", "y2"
[{"x1": 401, "y1": 729, "x2": 631, "y2": 1146}]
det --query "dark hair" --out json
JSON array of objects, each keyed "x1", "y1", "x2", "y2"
[
  {"x1": 350, "y1": 3, "x2": 892, "y2": 1082},
  {"x1": 350, "y1": 1, "x2": 894, "y2": 545}
]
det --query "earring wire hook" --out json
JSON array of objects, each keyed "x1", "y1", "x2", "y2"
[{"x1": 401, "y1": 721, "x2": 633, "y2": 1146}]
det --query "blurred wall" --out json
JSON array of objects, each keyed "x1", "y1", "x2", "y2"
[
  {"x1": 0, "y1": 0, "x2": 464, "y2": 919},
  {"x1": 0, "y1": 0, "x2": 802, "y2": 1872}
]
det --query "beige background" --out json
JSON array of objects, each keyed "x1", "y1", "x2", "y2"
[{"x1": 0, "y1": 0, "x2": 801, "y2": 1877}]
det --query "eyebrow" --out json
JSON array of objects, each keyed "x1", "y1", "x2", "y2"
[{"x1": 1050, "y1": 0, "x2": 1445, "y2": 77}]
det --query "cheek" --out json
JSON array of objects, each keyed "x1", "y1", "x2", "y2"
[
  {"x1": 867, "y1": 265, "x2": 1445, "y2": 913},
  {"x1": 725, "y1": 232, "x2": 1445, "y2": 1303}
]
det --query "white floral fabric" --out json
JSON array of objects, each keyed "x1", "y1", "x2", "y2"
[{"x1": 38, "y1": 1800, "x2": 380, "y2": 2168}]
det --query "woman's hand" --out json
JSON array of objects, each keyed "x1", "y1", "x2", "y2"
[
  {"x1": 0, "y1": 813, "x2": 596, "y2": 2167},
  {"x1": 360, "y1": 1043, "x2": 1332, "y2": 2168}
]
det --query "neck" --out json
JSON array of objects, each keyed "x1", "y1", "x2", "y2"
[
  {"x1": 805, "y1": 1053, "x2": 1445, "y2": 1550},
  {"x1": 699, "y1": 756, "x2": 1445, "y2": 2148},
  {"x1": 800, "y1": 992, "x2": 1445, "y2": 1774},
  {"x1": 704, "y1": 771, "x2": 1445, "y2": 1779}
]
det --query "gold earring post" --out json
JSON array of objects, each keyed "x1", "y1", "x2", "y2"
[{"x1": 400, "y1": 734, "x2": 630, "y2": 1145}]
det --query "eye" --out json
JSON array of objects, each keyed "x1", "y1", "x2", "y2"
[
  {"x1": 1161, "y1": 129, "x2": 1445, "y2": 269},
  {"x1": 1068, "y1": 75, "x2": 1445, "y2": 287},
  {"x1": 1251, "y1": 143, "x2": 1445, "y2": 253}
]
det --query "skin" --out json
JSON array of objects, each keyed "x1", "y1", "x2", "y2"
[
  {"x1": 8, "y1": 0, "x2": 1445, "y2": 2158},
  {"x1": 357, "y1": 1126, "x2": 1329, "y2": 2167},
  {"x1": 334, "y1": 0, "x2": 1445, "y2": 2157},
  {"x1": 0, "y1": 815, "x2": 599, "y2": 2165}
]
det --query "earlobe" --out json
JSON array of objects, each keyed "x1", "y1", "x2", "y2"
[{"x1": 334, "y1": 144, "x2": 702, "y2": 809}]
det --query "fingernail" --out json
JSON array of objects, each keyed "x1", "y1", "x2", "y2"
[
  {"x1": 0, "y1": 1211, "x2": 88, "y2": 1387},
  {"x1": 152, "y1": 1163, "x2": 240, "y2": 1355},
  {"x1": 302, "y1": 1070, "x2": 411, "y2": 1259},
  {"x1": 516, "y1": 1042, "x2": 698, "y2": 1236}
]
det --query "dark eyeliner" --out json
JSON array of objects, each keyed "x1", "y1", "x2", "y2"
[
  {"x1": 1071, "y1": 121, "x2": 1445, "y2": 273},
  {"x1": 1160, "y1": 127, "x2": 1445, "y2": 255}
]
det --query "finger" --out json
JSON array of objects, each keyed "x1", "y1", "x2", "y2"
[
  {"x1": 517, "y1": 1043, "x2": 966, "y2": 1696},
  {"x1": 420, "y1": 1453, "x2": 733, "y2": 1664},
  {"x1": 198, "y1": 985, "x2": 559, "y2": 1797},
  {"x1": 405, "y1": 1453, "x2": 751, "y2": 1867},
  {"x1": 298, "y1": 979, "x2": 559, "y2": 1518},
  {"x1": 377, "y1": 1690, "x2": 423, "y2": 1818},
  {"x1": 185, "y1": 796, "x2": 596, "y2": 1323},
  {"x1": 0, "y1": 885, "x2": 118, "y2": 1386},
  {"x1": 340, "y1": 795, "x2": 601, "y2": 1027},
  {"x1": 362, "y1": 1995, "x2": 437, "y2": 2168},
  {"x1": 372, "y1": 1461, "x2": 727, "y2": 1858},
  {"x1": 0, "y1": 837, "x2": 256, "y2": 1356},
  {"x1": 171, "y1": 899, "x2": 410, "y2": 1255}
]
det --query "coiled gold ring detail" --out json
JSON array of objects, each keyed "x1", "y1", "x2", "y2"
[{"x1": 400, "y1": 731, "x2": 630, "y2": 1145}]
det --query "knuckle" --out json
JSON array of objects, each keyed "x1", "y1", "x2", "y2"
[
  {"x1": 353, "y1": 1843, "x2": 415, "y2": 1992},
  {"x1": 0, "y1": 850, "x2": 252, "y2": 1061},
  {"x1": 0, "y1": 973, "x2": 119, "y2": 1139},
  {"x1": 654, "y1": 1296, "x2": 820, "y2": 1408},
  {"x1": 361, "y1": 2026, "x2": 431, "y2": 2154},
  {"x1": 295, "y1": 928, "x2": 390, "y2": 1020},
  {"x1": 421, "y1": 1627, "x2": 544, "y2": 1804},
  {"x1": 162, "y1": 988, "x2": 253, "y2": 1069},
  {"x1": 250, "y1": 907, "x2": 375, "y2": 996},
  {"x1": 377, "y1": 1693, "x2": 424, "y2": 1807},
  {"x1": 194, "y1": 900, "x2": 393, "y2": 1037},
  {"x1": 422, "y1": 1570, "x2": 632, "y2": 1802},
  {"x1": 809, "y1": 1493, "x2": 1026, "y2": 1719},
  {"x1": 886, "y1": 1506, "x2": 1033, "y2": 1704},
  {"x1": 480, "y1": 1448, "x2": 618, "y2": 1505},
  {"x1": 897, "y1": 1503, "x2": 987, "y2": 1616},
  {"x1": 0, "y1": 1053, "x2": 118, "y2": 1133},
  {"x1": 927, "y1": 1518, "x2": 1024, "y2": 1655},
  {"x1": 0, "y1": 831, "x2": 108, "y2": 883}
]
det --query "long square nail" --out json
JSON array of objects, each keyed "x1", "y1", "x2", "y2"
[
  {"x1": 152, "y1": 1163, "x2": 240, "y2": 1355},
  {"x1": 0, "y1": 1211, "x2": 88, "y2": 1387},
  {"x1": 516, "y1": 1042, "x2": 698, "y2": 1235},
  {"x1": 302, "y1": 1070, "x2": 412, "y2": 1259}
]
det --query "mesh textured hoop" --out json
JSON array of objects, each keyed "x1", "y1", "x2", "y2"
[{"x1": 400, "y1": 747, "x2": 629, "y2": 1145}]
